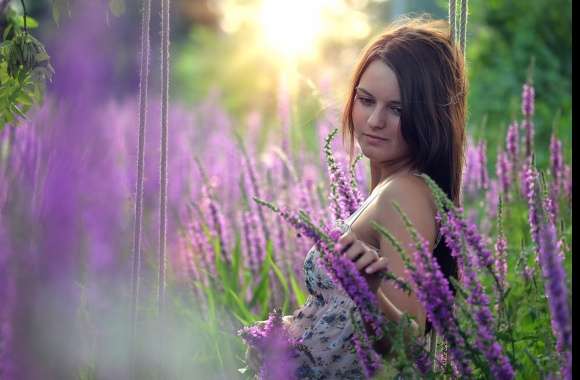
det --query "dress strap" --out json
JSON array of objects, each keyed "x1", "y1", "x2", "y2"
[{"x1": 343, "y1": 177, "x2": 393, "y2": 226}]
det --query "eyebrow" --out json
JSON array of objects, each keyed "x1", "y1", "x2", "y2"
[{"x1": 355, "y1": 86, "x2": 401, "y2": 105}]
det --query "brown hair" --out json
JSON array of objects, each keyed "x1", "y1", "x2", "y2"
[
  {"x1": 342, "y1": 16, "x2": 466, "y2": 205},
  {"x1": 342, "y1": 17, "x2": 467, "y2": 329}
]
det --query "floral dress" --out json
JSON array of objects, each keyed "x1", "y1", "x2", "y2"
[
  {"x1": 284, "y1": 188, "x2": 384, "y2": 380},
  {"x1": 284, "y1": 174, "x2": 442, "y2": 379}
]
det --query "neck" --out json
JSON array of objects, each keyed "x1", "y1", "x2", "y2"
[{"x1": 369, "y1": 159, "x2": 414, "y2": 193}]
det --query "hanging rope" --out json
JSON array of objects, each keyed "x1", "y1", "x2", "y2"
[
  {"x1": 449, "y1": 0, "x2": 468, "y2": 54},
  {"x1": 130, "y1": 0, "x2": 151, "y2": 375},
  {"x1": 459, "y1": 0, "x2": 468, "y2": 54},
  {"x1": 158, "y1": 0, "x2": 170, "y2": 317},
  {"x1": 449, "y1": 0, "x2": 456, "y2": 45},
  {"x1": 429, "y1": 0, "x2": 469, "y2": 367}
]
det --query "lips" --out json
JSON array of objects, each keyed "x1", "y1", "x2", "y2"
[{"x1": 364, "y1": 133, "x2": 388, "y2": 141}]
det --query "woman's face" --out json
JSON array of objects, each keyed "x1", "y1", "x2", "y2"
[{"x1": 352, "y1": 59, "x2": 411, "y2": 165}]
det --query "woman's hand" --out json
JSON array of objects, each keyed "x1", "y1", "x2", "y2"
[{"x1": 336, "y1": 229, "x2": 388, "y2": 293}]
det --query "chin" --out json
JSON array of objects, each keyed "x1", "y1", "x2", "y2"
[{"x1": 359, "y1": 147, "x2": 384, "y2": 162}]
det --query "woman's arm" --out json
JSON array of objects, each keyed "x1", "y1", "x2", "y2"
[
  {"x1": 364, "y1": 176, "x2": 437, "y2": 355},
  {"x1": 370, "y1": 289, "x2": 422, "y2": 356}
]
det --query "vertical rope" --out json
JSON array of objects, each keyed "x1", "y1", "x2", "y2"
[
  {"x1": 130, "y1": 0, "x2": 151, "y2": 376},
  {"x1": 449, "y1": 0, "x2": 456, "y2": 44},
  {"x1": 158, "y1": 0, "x2": 170, "y2": 317},
  {"x1": 459, "y1": 0, "x2": 468, "y2": 54}
]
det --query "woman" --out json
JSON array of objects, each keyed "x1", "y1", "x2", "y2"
[{"x1": 248, "y1": 16, "x2": 466, "y2": 379}]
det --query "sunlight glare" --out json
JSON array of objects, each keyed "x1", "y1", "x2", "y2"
[{"x1": 257, "y1": 0, "x2": 328, "y2": 61}]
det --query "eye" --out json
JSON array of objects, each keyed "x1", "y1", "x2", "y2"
[
  {"x1": 389, "y1": 105, "x2": 402, "y2": 116},
  {"x1": 355, "y1": 94, "x2": 374, "y2": 106}
]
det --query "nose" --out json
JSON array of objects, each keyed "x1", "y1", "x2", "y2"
[{"x1": 367, "y1": 106, "x2": 386, "y2": 129}]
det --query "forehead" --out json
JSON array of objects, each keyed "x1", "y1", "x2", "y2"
[{"x1": 357, "y1": 60, "x2": 400, "y2": 101}]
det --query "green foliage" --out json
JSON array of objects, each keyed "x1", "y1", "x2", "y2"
[
  {"x1": 0, "y1": 4, "x2": 53, "y2": 130},
  {"x1": 465, "y1": 0, "x2": 571, "y2": 168},
  {"x1": 0, "y1": 31, "x2": 53, "y2": 129}
]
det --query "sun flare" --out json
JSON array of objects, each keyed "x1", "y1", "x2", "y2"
[
  {"x1": 219, "y1": 0, "x2": 371, "y2": 64},
  {"x1": 257, "y1": 0, "x2": 326, "y2": 61}
]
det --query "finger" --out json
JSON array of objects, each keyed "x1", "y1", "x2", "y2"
[
  {"x1": 355, "y1": 250, "x2": 380, "y2": 271},
  {"x1": 365, "y1": 257, "x2": 388, "y2": 274},
  {"x1": 337, "y1": 229, "x2": 357, "y2": 249},
  {"x1": 343, "y1": 240, "x2": 364, "y2": 260}
]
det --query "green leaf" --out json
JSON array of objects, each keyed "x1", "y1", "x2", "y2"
[
  {"x1": 14, "y1": 16, "x2": 39, "y2": 29},
  {"x1": 230, "y1": 234, "x2": 241, "y2": 289},
  {"x1": 3, "y1": 24, "x2": 14, "y2": 41},
  {"x1": 249, "y1": 240, "x2": 272, "y2": 308},
  {"x1": 269, "y1": 256, "x2": 290, "y2": 314},
  {"x1": 225, "y1": 288, "x2": 255, "y2": 325},
  {"x1": 15, "y1": 92, "x2": 32, "y2": 107},
  {"x1": 289, "y1": 272, "x2": 306, "y2": 306}
]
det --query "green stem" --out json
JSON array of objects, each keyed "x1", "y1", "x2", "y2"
[{"x1": 20, "y1": 0, "x2": 27, "y2": 32}]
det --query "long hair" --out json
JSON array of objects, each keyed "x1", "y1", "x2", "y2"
[{"x1": 341, "y1": 17, "x2": 467, "y2": 329}]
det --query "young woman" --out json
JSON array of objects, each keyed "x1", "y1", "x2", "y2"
[{"x1": 248, "y1": 16, "x2": 466, "y2": 379}]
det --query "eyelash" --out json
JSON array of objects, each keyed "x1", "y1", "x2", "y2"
[
  {"x1": 355, "y1": 95, "x2": 402, "y2": 114},
  {"x1": 356, "y1": 96, "x2": 374, "y2": 106}
]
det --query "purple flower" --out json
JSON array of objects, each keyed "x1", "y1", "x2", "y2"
[
  {"x1": 522, "y1": 265, "x2": 535, "y2": 282},
  {"x1": 534, "y1": 191, "x2": 572, "y2": 361},
  {"x1": 523, "y1": 160, "x2": 540, "y2": 253},
  {"x1": 543, "y1": 188, "x2": 559, "y2": 227},
  {"x1": 496, "y1": 150, "x2": 512, "y2": 199},
  {"x1": 563, "y1": 165, "x2": 572, "y2": 201},
  {"x1": 441, "y1": 212, "x2": 514, "y2": 379},
  {"x1": 349, "y1": 154, "x2": 365, "y2": 206},
  {"x1": 478, "y1": 141, "x2": 489, "y2": 191},
  {"x1": 189, "y1": 219, "x2": 216, "y2": 280},
  {"x1": 351, "y1": 329, "x2": 382, "y2": 378},
  {"x1": 464, "y1": 252, "x2": 514, "y2": 379},
  {"x1": 522, "y1": 82, "x2": 535, "y2": 117},
  {"x1": 202, "y1": 184, "x2": 231, "y2": 265},
  {"x1": 242, "y1": 146, "x2": 271, "y2": 243},
  {"x1": 494, "y1": 233, "x2": 508, "y2": 290},
  {"x1": 462, "y1": 138, "x2": 481, "y2": 198},
  {"x1": 241, "y1": 210, "x2": 266, "y2": 275},
  {"x1": 239, "y1": 311, "x2": 303, "y2": 379},
  {"x1": 327, "y1": 253, "x2": 384, "y2": 338},
  {"x1": 550, "y1": 134, "x2": 564, "y2": 195},
  {"x1": 413, "y1": 345, "x2": 433, "y2": 376},
  {"x1": 405, "y1": 231, "x2": 473, "y2": 377},
  {"x1": 486, "y1": 180, "x2": 499, "y2": 220},
  {"x1": 324, "y1": 129, "x2": 361, "y2": 221},
  {"x1": 451, "y1": 210, "x2": 494, "y2": 270},
  {"x1": 505, "y1": 121, "x2": 520, "y2": 166},
  {"x1": 521, "y1": 83, "x2": 535, "y2": 157}
]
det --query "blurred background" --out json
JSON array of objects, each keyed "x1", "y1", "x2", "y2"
[
  {"x1": 0, "y1": 0, "x2": 572, "y2": 379},
  {"x1": 3, "y1": 0, "x2": 571, "y2": 163}
]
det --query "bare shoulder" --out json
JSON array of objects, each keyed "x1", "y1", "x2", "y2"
[
  {"x1": 370, "y1": 174, "x2": 438, "y2": 242},
  {"x1": 376, "y1": 174, "x2": 436, "y2": 215}
]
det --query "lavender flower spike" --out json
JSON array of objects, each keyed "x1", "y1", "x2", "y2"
[
  {"x1": 524, "y1": 159, "x2": 540, "y2": 252},
  {"x1": 408, "y1": 233, "x2": 473, "y2": 377},
  {"x1": 521, "y1": 82, "x2": 535, "y2": 157},
  {"x1": 444, "y1": 212, "x2": 514, "y2": 379},
  {"x1": 550, "y1": 133, "x2": 564, "y2": 196},
  {"x1": 522, "y1": 82, "x2": 535, "y2": 117},
  {"x1": 324, "y1": 128, "x2": 360, "y2": 221},
  {"x1": 505, "y1": 121, "x2": 519, "y2": 164},
  {"x1": 534, "y1": 187, "x2": 572, "y2": 377}
]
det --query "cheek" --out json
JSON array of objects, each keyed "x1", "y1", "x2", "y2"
[{"x1": 351, "y1": 103, "x2": 368, "y2": 132}]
